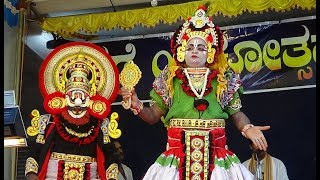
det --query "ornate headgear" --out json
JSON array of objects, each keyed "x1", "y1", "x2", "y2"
[
  {"x1": 65, "y1": 53, "x2": 92, "y2": 93},
  {"x1": 170, "y1": 5, "x2": 224, "y2": 67},
  {"x1": 39, "y1": 42, "x2": 120, "y2": 119}
]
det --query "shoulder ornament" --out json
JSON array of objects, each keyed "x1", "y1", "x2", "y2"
[
  {"x1": 26, "y1": 109, "x2": 52, "y2": 144},
  {"x1": 100, "y1": 112, "x2": 121, "y2": 144},
  {"x1": 216, "y1": 66, "x2": 242, "y2": 109},
  {"x1": 152, "y1": 65, "x2": 179, "y2": 107}
]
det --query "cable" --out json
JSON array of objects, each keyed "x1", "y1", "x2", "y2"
[
  {"x1": 256, "y1": 153, "x2": 262, "y2": 180},
  {"x1": 109, "y1": 0, "x2": 116, "y2": 12}
]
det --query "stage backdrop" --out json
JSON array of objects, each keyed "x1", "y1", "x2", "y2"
[
  {"x1": 20, "y1": 16, "x2": 316, "y2": 180},
  {"x1": 96, "y1": 16, "x2": 315, "y2": 98}
]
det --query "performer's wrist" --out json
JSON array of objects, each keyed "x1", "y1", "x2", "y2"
[
  {"x1": 26, "y1": 172, "x2": 37, "y2": 177},
  {"x1": 130, "y1": 99, "x2": 144, "y2": 115},
  {"x1": 25, "y1": 157, "x2": 39, "y2": 177},
  {"x1": 241, "y1": 123, "x2": 254, "y2": 138}
]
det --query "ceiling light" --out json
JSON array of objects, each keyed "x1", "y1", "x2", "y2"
[
  {"x1": 4, "y1": 137, "x2": 27, "y2": 148},
  {"x1": 151, "y1": 0, "x2": 158, "y2": 7}
]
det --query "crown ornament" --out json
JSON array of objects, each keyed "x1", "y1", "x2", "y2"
[
  {"x1": 65, "y1": 52, "x2": 93, "y2": 93},
  {"x1": 171, "y1": 5, "x2": 224, "y2": 67},
  {"x1": 39, "y1": 42, "x2": 120, "y2": 118}
]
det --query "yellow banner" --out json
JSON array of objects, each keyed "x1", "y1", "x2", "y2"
[{"x1": 40, "y1": 0, "x2": 316, "y2": 38}]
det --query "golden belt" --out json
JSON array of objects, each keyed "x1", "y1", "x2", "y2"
[
  {"x1": 50, "y1": 152, "x2": 96, "y2": 163},
  {"x1": 169, "y1": 118, "x2": 225, "y2": 129}
]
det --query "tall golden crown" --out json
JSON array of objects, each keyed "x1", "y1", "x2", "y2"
[{"x1": 65, "y1": 53, "x2": 92, "y2": 93}]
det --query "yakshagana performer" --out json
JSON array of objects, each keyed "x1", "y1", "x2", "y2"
[
  {"x1": 120, "y1": 6, "x2": 271, "y2": 180},
  {"x1": 25, "y1": 42, "x2": 122, "y2": 180}
]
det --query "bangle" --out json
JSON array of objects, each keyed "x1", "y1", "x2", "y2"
[
  {"x1": 130, "y1": 100, "x2": 144, "y2": 115},
  {"x1": 241, "y1": 124, "x2": 254, "y2": 138},
  {"x1": 25, "y1": 157, "x2": 38, "y2": 177},
  {"x1": 106, "y1": 163, "x2": 119, "y2": 179}
]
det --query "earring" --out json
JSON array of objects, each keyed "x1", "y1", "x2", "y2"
[
  {"x1": 177, "y1": 40, "x2": 187, "y2": 62},
  {"x1": 207, "y1": 44, "x2": 216, "y2": 64},
  {"x1": 177, "y1": 47, "x2": 185, "y2": 62}
]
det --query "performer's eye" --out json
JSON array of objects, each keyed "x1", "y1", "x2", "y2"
[
  {"x1": 186, "y1": 45, "x2": 194, "y2": 51},
  {"x1": 197, "y1": 45, "x2": 207, "y2": 51}
]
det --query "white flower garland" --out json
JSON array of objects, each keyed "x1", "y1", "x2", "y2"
[
  {"x1": 4, "y1": 0, "x2": 20, "y2": 15},
  {"x1": 184, "y1": 67, "x2": 210, "y2": 99}
]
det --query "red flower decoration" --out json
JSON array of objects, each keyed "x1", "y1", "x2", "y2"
[
  {"x1": 194, "y1": 99, "x2": 209, "y2": 112},
  {"x1": 198, "y1": 5, "x2": 207, "y2": 11},
  {"x1": 207, "y1": 35, "x2": 213, "y2": 43},
  {"x1": 182, "y1": 34, "x2": 189, "y2": 41},
  {"x1": 175, "y1": 68, "x2": 218, "y2": 98},
  {"x1": 54, "y1": 115, "x2": 101, "y2": 145},
  {"x1": 196, "y1": 104, "x2": 207, "y2": 111}
]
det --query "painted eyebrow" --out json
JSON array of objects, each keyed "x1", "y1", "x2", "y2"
[
  {"x1": 197, "y1": 44, "x2": 207, "y2": 47},
  {"x1": 187, "y1": 44, "x2": 206, "y2": 47}
]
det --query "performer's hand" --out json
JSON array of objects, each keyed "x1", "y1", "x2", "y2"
[
  {"x1": 119, "y1": 87, "x2": 140, "y2": 109},
  {"x1": 26, "y1": 173, "x2": 39, "y2": 180},
  {"x1": 245, "y1": 126, "x2": 270, "y2": 151}
]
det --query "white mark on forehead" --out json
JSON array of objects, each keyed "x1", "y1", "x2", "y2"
[
  {"x1": 193, "y1": 39, "x2": 200, "y2": 48},
  {"x1": 188, "y1": 38, "x2": 207, "y2": 48}
]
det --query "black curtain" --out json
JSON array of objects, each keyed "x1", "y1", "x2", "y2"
[{"x1": 228, "y1": 88, "x2": 316, "y2": 180}]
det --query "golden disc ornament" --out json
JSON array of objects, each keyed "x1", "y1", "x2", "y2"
[
  {"x1": 119, "y1": 60, "x2": 142, "y2": 109},
  {"x1": 39, "y1": 42, "x2": 120, "y2": 103}
]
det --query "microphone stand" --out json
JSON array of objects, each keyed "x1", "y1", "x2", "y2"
[{"x1": 255, "y1": 153, "x2": 262, "y2": 180}]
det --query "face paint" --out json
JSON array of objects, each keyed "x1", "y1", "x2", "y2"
[
  {"x1": 65, "y1": 88, "x2": 90, "y2": 118},
  {"x1": 193, "y1": 39, "x2": 199, "y2": 49},
  {"x1": 185, "y1": 37, "x2": 208, "y2": 68}
]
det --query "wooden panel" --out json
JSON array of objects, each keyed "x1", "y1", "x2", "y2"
[{"x1": 32, "y1": 0, "x2": 112, "y2": 14}]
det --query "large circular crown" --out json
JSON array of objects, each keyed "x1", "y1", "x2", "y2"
[
  {"x1": 170, "y1": 5, "x2": 224, "y2": 67},
  {"x1": 39, "y1": 42, "x2": 119, "y2": 103}
]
